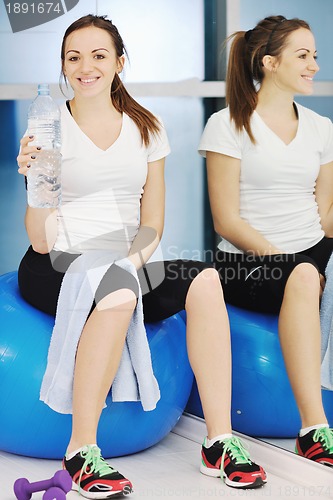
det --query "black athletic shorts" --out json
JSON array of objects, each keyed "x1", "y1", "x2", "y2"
[
  {"x1": 214, "y1": 237, "x2": 333, "y2": 314},
  {"x1": 18, "y1": 246, "x2": 212, "y2": 322}
]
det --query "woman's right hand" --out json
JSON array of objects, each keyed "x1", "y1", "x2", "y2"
[{"x1": 17, "y1": 135, "x2": 41, "y2": 176}]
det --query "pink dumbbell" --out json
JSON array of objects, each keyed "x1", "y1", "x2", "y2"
[{"x1": 14, "y1": 470, "x2": 72, "y2": 500}]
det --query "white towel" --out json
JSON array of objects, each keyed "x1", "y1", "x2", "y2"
[
  {"x1": 320, "y1": 251, "x2": 333, "y2": 391},
  {"x1": 40, "y1": 251, "x2": 160, "y2": 413}
]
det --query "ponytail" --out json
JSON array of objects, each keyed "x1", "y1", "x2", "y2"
[
  {"x1": 111, "y1": 74, "x2": 161, "y2": 147},
  {"x1": 226, "y1": 32, "x2": 257, "y2": 143}
]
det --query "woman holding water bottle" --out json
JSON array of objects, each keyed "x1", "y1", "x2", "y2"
[{"x1": 16, "y1": 14, "x2": 266, "y2": 498}]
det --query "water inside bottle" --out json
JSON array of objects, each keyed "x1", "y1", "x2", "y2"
[
  {"x1": 27, "y1": 150, "x2": 62, "y2": 208},
  {"x1": 28, "y1": 117, "x2": 61, "y2": 150}
]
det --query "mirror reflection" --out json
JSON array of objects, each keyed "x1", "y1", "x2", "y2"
[{"x1": 226, "y1": 0, "x2": 333, "y2": 464}]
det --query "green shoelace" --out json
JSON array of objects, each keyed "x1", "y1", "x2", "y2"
[
  {"x1": 220, "y1": 437, "x2": 252, "y2": 475},
  {"x1": 313, "y1": 427, "x2": 333, "y2": 452},
  {"x1": 78, "y1": 445, "x2": 117, "y2": 494}
]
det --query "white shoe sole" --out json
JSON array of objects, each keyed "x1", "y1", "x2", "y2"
[
  {"x1": 200, "y1": 464, "x2": 266, "y2": 489},
  {"x1": 72, "y1": 480, "x2": 132, "y2": 499}
]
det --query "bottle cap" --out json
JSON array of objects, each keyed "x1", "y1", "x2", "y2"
[{"x1": 37, "y1": 83, "x2": 50, "y2": 95}]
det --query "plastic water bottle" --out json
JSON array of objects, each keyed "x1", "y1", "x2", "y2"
[{"x1": 27, "y1": 83, "x2": 61, "y2": 208}]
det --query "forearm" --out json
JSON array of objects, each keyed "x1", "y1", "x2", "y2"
[
  {"x1": 25, "y1": 206, "x2": 58, "y2": 254},
  {"x1": 127, "y1": 225, "x2": 162, "y2": 270},
  {"x1": 216, "y1": 217, "x2": 282, "y2": 256}
]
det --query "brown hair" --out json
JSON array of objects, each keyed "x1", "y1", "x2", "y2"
[
  {"x1": 226, "y1": 15, "x2": 311, "y2": 143},
  {"x1": 60, "y1": 14, "x2": 161, "y2": 146}
]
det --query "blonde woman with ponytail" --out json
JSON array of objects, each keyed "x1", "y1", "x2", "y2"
[{"x1": 200, "y1": 15, "x2": 333, "y2": 467}]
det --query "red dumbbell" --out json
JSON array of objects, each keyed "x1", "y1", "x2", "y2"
[{"x1": 14, "y1": 470, "x2": 72, "y2": 500}]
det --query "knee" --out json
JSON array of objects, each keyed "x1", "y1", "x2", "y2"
[
  {"x1": 198, "y1": 267, "x2": 221, "y2": 283},
  {"x1": 286, "y1": 262, "x2": 320, "y2": 295},
  {"x1": 186, "y1": 267, "x2": 224, "y2": 306},
  {"x1": 96, "y1": 288, "x2": 137, "y2": 312}
]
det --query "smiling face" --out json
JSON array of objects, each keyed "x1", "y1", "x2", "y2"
[
  {"x1": 63, "y1": 26, "x2": 124, "y2": 99},
  {"x1": 264, "y1": 28, "x2": 319, "y2": 96}
]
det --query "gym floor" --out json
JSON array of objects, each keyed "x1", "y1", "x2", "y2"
[{"x1": 3, "y1": 415, "x2": 331, "y2": 499}]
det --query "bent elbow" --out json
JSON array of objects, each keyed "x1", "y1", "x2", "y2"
[
  {"x1": 213, "y1": 221, "x2": 221, "y2": 235},
  {"x1": 31, "y1": 242, "x2": 50, "y2": 255},
  {"x1": 213, "y1": 220, "x2": 229, "y2": 240},
  {"x1": 321, "y1": 218, "x2": 333, "y2": 238}
]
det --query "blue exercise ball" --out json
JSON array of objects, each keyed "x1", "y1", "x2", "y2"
[
  {"x1": 186, "y1": 304, "x2": 333, "y2": 438},
  {"x1": 0, "y1": 271, "x2": 193, "y2": 459}
]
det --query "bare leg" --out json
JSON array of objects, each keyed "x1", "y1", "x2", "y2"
[
  {"x1": 67, "y1": 288, "x2": 137, "y2": 454},
  {"x1": 279, "y1": 263, "x2": 327, "y2": 427},
  {"x1": 185, "y1": 268, "x2": 232, "y2": 438}
]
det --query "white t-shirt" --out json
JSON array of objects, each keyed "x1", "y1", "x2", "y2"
[
  {"x1": 199, "y1": 104, "x2": 333, "y2": 254},
  {"x1": 53, "y1": 103, "x2": 170, "y2": 255}
]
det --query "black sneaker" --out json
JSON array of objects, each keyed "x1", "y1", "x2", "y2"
[
  {"x1": 63, "y1": 444, "x2": 133, "y2": 499},
  {"x1": 295, "y1": 427, "x2": 333, "y2": 466},
  {"x1": 200, "y1": 436, "x2": 267, "y2": 489}
]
